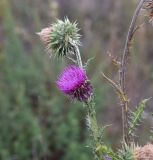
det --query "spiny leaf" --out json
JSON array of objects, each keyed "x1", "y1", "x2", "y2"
[
  {"x1": 84, "y1": 56, "x2": 95, "y2": 69},
  {"x1": 128, "y1": 98, "x2": 151, "y2": 137},
  {"x1": 117, "y1": 143, "x2": 135, "y2": 160}
]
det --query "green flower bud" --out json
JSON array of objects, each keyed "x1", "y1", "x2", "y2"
[{"x1": 38, "y1": 18, "x2": 81, "y2": 57}]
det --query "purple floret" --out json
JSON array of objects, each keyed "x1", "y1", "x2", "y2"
[
  {"x1": 104, "y1": 156, "x2": 112, "y2": 160},
  {"x1": 57, "y1": 65, "x2": 93, "y2": 102}
]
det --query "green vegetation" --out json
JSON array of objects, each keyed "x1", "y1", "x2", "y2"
[
  {"x1": 1, "y1": 0, "x2": 153, "y2": 159},
  {"x1": 0, "y1": 1, "x2": 93, "y2": 159}
]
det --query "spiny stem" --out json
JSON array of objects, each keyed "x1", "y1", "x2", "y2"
[
  {"x1": 119, "y1": 0, "x2": 147, "y2": 143},
  {"x1": 85, "y1": 101, "x2": 99, "y2": 144},
  {"x1": 73, "y1": 46, "x2": 99, "y2": 143},
  {"x1": 74, "y1": 45, "x2": 83, "y2": 68},
  {"x1": 85, "y1": 100, "x2": 103, "y2": 160},
  {"x1": 74, "y1": 45, "x2": 103, "y2": 159}
]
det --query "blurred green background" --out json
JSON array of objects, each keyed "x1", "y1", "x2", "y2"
[{"x1": 0, "y1": 0, "x2": 153, "y2": 159}]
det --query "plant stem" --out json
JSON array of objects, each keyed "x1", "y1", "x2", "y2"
[
  {"x1": 74, "y1": 45, "x2": 83, "y2": 68},
  {"x1": 85, "y1": 100, "x2": 103, "y2": 160},
  {"x1": 74, "y1": 45, "x2": 100, "y2": 146},
  {"x1": 74, "y1": 45, "x2": 103, "y2": 159},
  {"x1": 119, "y1": 0, "x2": 147, "y2": 143}
]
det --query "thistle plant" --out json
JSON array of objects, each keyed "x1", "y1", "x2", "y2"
[
  {"x1": 38, "y1": 0, "x2": 153, "y2": 159},
  {"x1": 134, "y1": 144, "x2": 153, "y2": 159}
]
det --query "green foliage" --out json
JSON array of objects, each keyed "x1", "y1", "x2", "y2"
[
  {"x1": 117, "y1": 143, "x2": 135, "y2": 160},
  {"x1": 84, "y1": 99, "x2": 117, "y2": 160},
  {"x1": 150, "y1": 113, "x2": 153, "y2": 141},
  {"x1": 0, "y1": 2, "x2": 93, "y2": 160},
  {"x1": 95, "y1": 145, "x2": 118, "y2": 160},
  {"x1": 128, "y1": 98, "x2": 151, "y2": 138},
  {"x1": 3, "y1": 0, "x2": 153, "y2": 160}
]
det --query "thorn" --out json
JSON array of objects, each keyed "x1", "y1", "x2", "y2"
[{"x1": 84, "y1": 56, "x2": 95, "y2": 69}]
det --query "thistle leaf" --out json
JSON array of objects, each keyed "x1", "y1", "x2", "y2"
[
  {"x1": 117, "y1": 143, "x2": 135, "y2": 160},
  {"x1": 84, "y1": 56, "x2": 95, "y2": 69},
  {"x1": 128, "y1": 98, "x2": 151, "y2": 137}
]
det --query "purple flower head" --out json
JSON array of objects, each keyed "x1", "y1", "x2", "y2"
[
  {"x1": 57, "y1": 65, "x2": 93, "y2": 102},
  {"x1": 104, "y1": 156, "x2": 112, "y2": 160}
]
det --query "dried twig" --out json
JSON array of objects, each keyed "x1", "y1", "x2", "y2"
[{"x1": 119, "y1": 0, "x2": 147, "y2": 143}]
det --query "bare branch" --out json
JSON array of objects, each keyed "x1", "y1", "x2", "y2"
[{"x1": 119, "y1": 0, "x2": 147, "y2": 143}]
